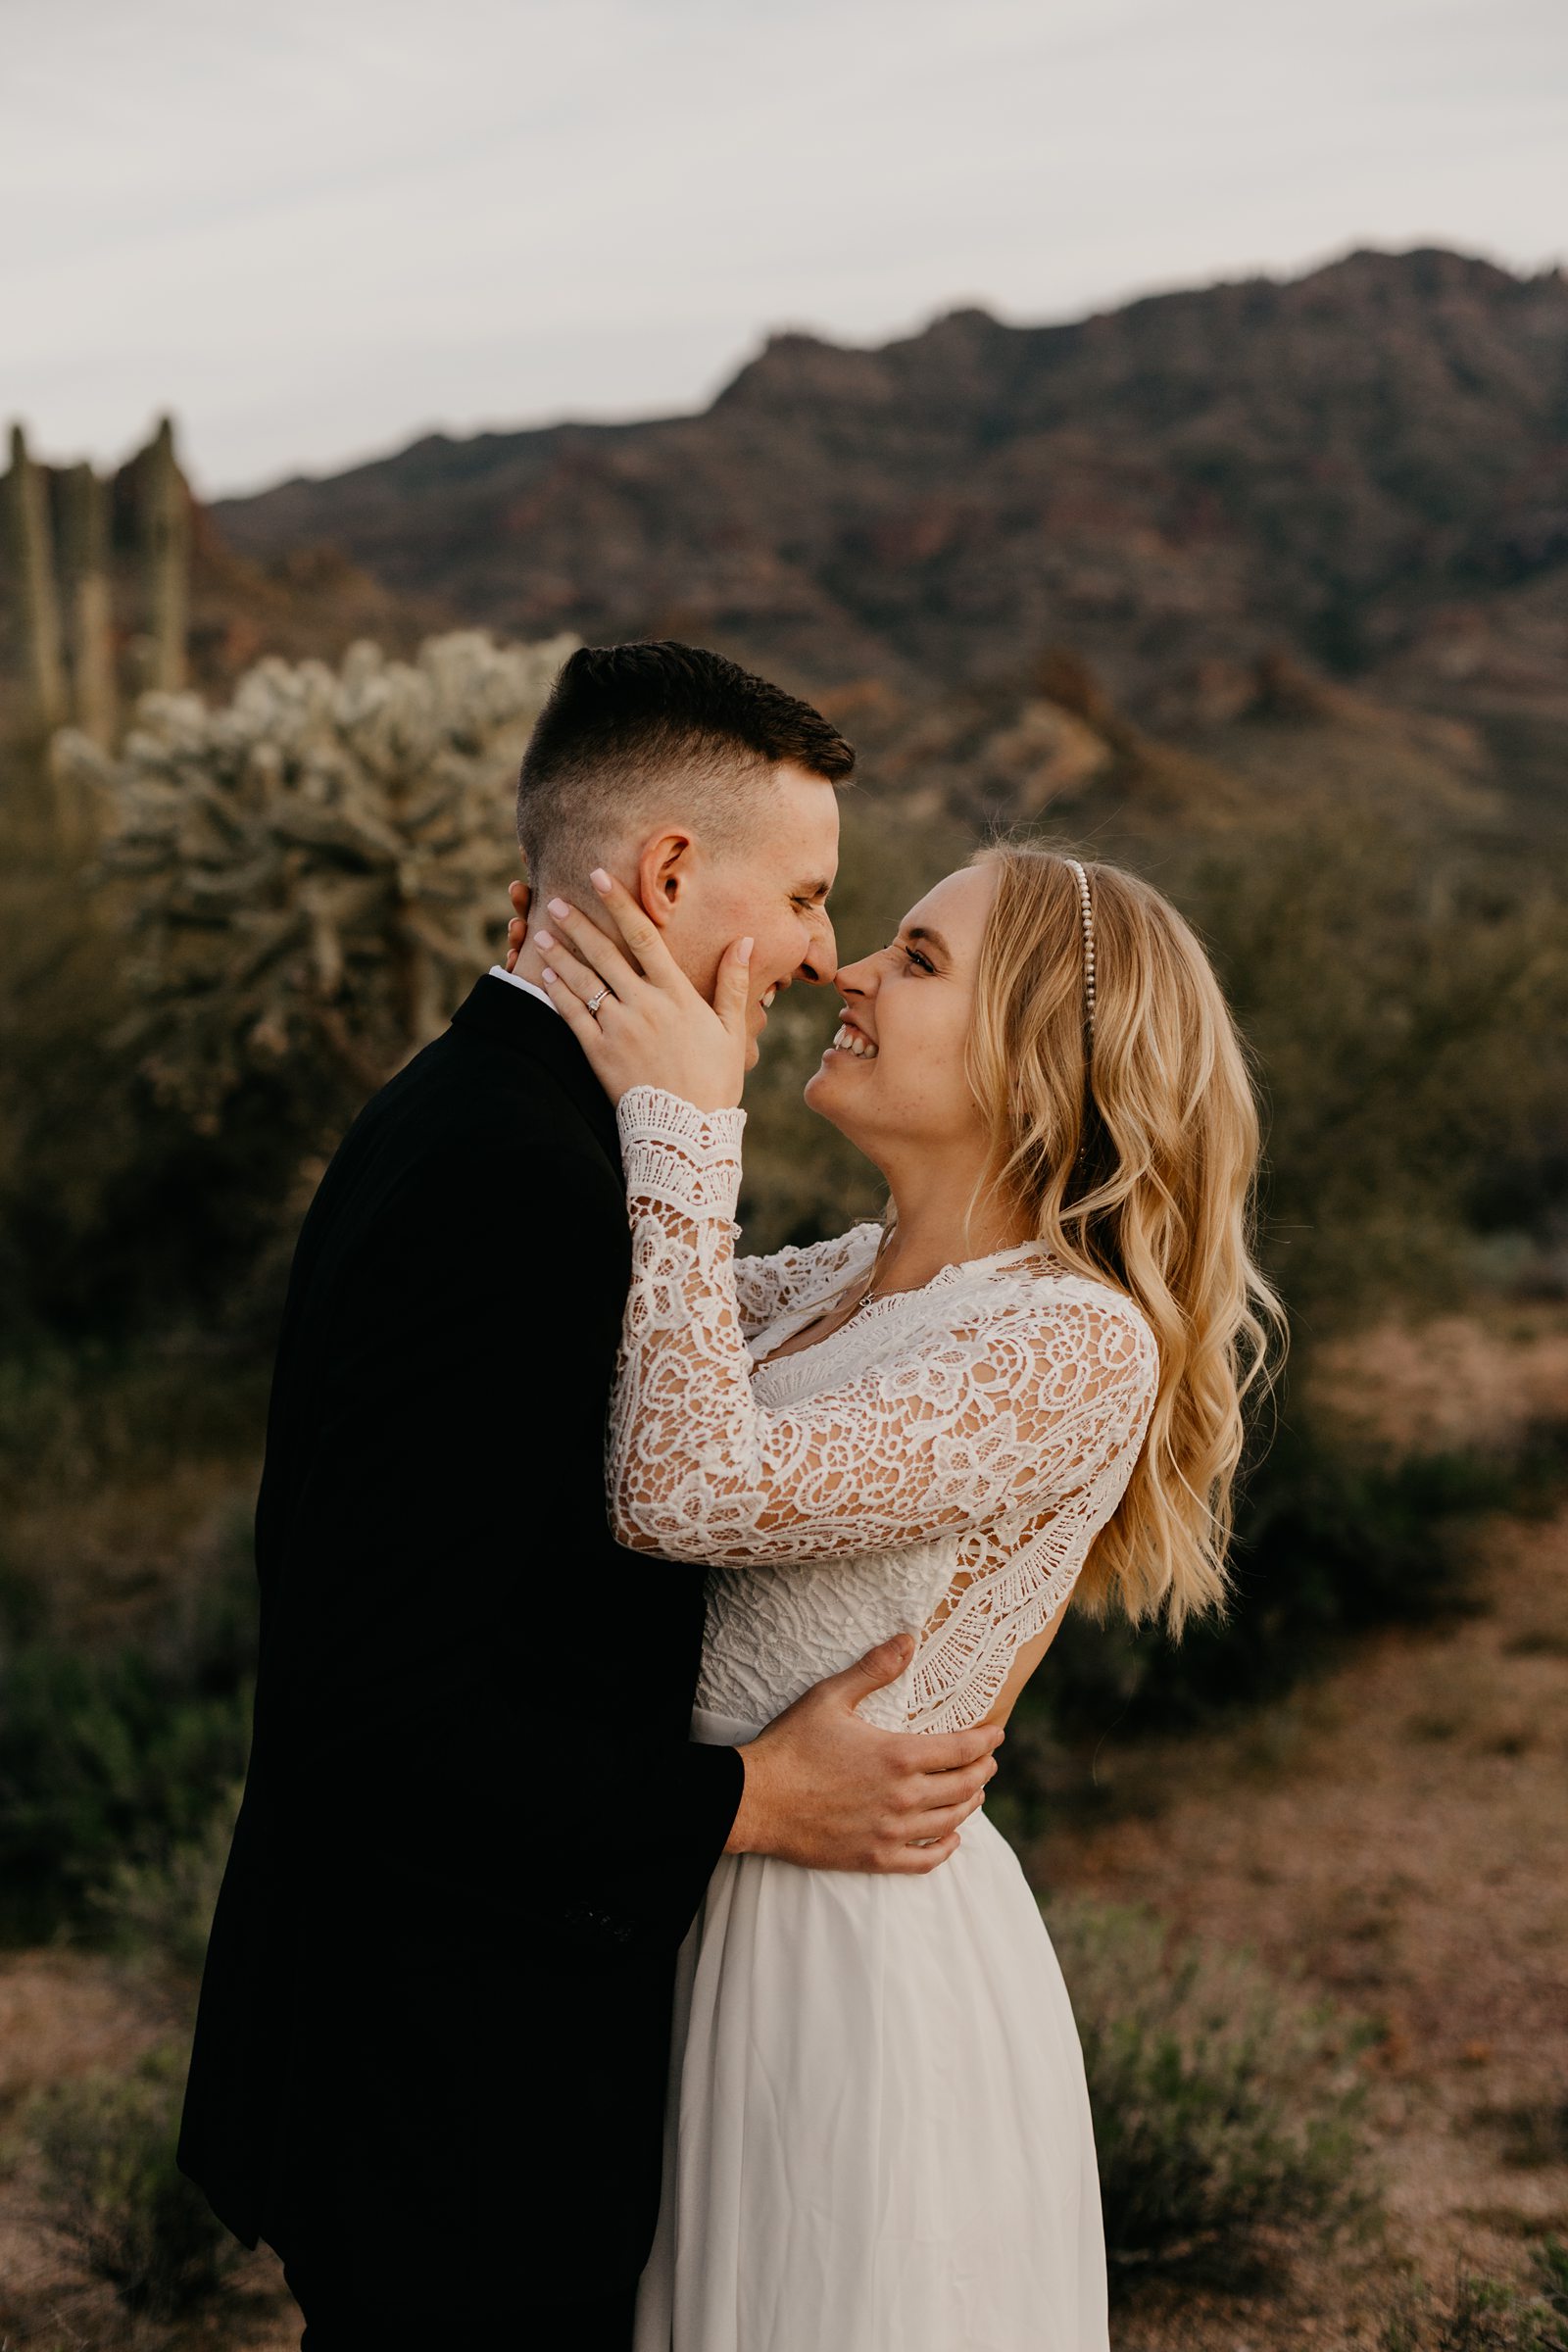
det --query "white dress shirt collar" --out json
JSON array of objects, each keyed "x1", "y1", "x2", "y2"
[{"x1": 488, "y1": 963, "x2": 560, "y2": 1016}]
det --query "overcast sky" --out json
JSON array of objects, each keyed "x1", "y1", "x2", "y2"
[{"x1": 5, "y1": 0, "x2": 1564, "y2": 497}]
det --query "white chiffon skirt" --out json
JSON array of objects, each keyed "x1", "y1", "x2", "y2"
[{"x1": 633, "y1": 1710, "x2": 1110, "y2": 2352}]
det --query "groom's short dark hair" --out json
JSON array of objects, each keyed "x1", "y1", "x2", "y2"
[{"x1": 515, "y1": 640, "x2": 855, "y2": 884}]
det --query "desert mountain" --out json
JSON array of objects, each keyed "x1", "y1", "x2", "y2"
[{"x1": 213, "y1": 247, "x2": 1568, "y2": 728}]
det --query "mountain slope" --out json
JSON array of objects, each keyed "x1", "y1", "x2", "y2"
[{"x1": 213, "y1": 247, "x2": 1568, "y2": 717}]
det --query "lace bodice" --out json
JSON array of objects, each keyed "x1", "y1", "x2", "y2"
[{"x1": 609, "y1": 1088, "x2": 1159, "y2": 1735}]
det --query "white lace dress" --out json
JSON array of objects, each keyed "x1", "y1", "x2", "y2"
[{"x1": 614, "y1": 1091, "x2": 1159, "y2": 2352}]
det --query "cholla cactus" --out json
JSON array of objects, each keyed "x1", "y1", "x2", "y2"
[{"x1": 59, "y1": 629, "x2": 576, "y2": 1118}]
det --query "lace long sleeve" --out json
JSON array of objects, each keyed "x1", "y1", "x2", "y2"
[{"x1": 610, "y1": 1087, "x2": 1159, "y2": 1571}]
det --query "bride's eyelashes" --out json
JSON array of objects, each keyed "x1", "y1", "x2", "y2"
[{"x1": 898, "y1": 942, "x2": 937, "y2": 973}]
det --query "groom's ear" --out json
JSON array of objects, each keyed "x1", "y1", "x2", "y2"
[{"x1": 635, "y1": 829, "x2": 698, "y2": 928}]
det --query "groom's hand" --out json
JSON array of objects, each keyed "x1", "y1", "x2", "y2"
[{"x1": 725, "y1": 1635, "x2": 1003, "y2": 1875}]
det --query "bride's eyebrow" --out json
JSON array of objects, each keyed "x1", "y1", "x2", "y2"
[{"x1": 903, "y1": 924, "x2": 951, "y2": 958}]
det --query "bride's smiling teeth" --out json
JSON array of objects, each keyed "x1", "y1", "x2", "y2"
[
  {"x1": 760, "y1": 987, "x2": 777, "y2": 1009},
  {"x1": 831, "y1": 1024, "x2": 878, "y2": 1059}
]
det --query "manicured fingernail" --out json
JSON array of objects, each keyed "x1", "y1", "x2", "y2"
[
  {"x1": 534, "y1": 932, "x2": 554, "y2": 952},
  {"x1": 541, "y1": 968, "x2": 558, "y2": 984},
  {"x1": 739, "y1": 937, "x2": 754, "y2": 963},
  {"x1": 547, "y1": 899, "x2": 569, "y2": 921},
  {"x1": 590, "y1": 868, "x2": 612, "y2": 894}
]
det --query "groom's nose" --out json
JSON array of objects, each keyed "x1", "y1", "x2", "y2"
[{"x1": 799, "y1": 909, "x2": 837, "y2": 986}]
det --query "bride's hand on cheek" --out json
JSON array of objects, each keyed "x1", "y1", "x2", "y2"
[{"x1": 533, "y1": 869, "x2": 752, "y2": 1112}]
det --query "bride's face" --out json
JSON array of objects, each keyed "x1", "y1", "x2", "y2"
[{"x1": 804, "y1": 865, "x2": 998, "y2": 1158}]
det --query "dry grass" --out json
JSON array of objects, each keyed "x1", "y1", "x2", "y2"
[{"x1": 0, "y1": 1956, "x2": 292, "y2": 2350}]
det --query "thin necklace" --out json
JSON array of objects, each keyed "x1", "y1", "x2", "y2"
[
  {"x1": 787, "y1": 1229, "x2": 894, "y2": 1349},
  {"x1": 846, "y1": 1226, "x2": 896, "y2": 1316}
]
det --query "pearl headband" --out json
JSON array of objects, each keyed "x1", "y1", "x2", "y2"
[
  {"x1": 1064, "y1": 858, "x2": 1097, "y2": 1052},
  {"x1": 1065, "y1": 858, "x2": 1097, "y2": 1175}
]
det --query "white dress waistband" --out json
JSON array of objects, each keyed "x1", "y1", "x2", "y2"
[{"x1": 691, "y1": 1704, "x2": 764, "y2": 1747}]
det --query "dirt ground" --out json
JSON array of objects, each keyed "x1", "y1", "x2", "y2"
[
  {"x1": 1, "y1": 1307, "x2": 1564, "y2": 2350},
  {"x1": 0, "y1": 1953, "x2": 290, "y2": 2351}
]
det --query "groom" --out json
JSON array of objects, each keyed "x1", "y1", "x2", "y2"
[{"x1": 178, "y1": 642, "x2": 1003, "y2": 2349}]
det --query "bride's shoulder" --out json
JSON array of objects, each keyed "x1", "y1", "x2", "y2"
[
  {"x1": 760, "y1": 1222, "x2": 881, "y2": 1279},
  {"x1": 826, "y1": 1222, "x2": 884, "y2": 1268},
  {"x1": 978, "y1": 1255, "x2": 1159, "y2": 1360},
  {"x1": 734, "y1": 1223, "x2": 883, "y2": 1323}
]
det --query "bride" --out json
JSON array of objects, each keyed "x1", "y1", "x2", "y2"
[{"x1": 529, "y1": 843, "x2": 1281, "y2": 2351}]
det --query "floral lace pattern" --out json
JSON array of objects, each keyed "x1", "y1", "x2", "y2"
[
  {"x1": 732, "y1": 1224, "x2": 883, "y2": 1343},
  {"x1": 611, "y1": 1088, "x2": 1160, "y2": 1733}
]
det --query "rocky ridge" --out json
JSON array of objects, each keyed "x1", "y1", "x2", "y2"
[{"x1": 211, "y1": 247, "x2": 1568, "y2": 728}]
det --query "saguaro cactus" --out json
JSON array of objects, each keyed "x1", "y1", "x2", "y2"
[
  {"x1": 60, "y1": 462, "x2": 118, "y2": 748},
  {"x1": 4, "y1": 423, "x2": 68, "y2": 729},
  {"x1": 142, "y1": 416, "x2": 188, "y2": 692}
]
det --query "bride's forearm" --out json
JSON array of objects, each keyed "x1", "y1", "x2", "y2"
[{"x1": 610, "y1": 1087, "x2": 760, "y2": 1552}]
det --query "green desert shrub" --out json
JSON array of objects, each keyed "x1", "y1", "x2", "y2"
[
  {"x1": 0, "y1": 1462, "x2": 255, "y2": 1936},
  {"x1": 1168, "y1": 820, "x2": 1568, "y2": 1327},
  {"x1": 0, "y1": 852, "x2": 321, "y2": 1348},
  {"x1": 0, "y1": 1644, "x2": 250, "y2": 1933},
  {"x1": 0, "y1": 1642, "x2": 251, "y2": 1935},
  {"x1": 90, "y1": 1778, "x2": 242, "y2": 1981},
  {"x1": 1380, "y1": 2240, "x2": 1568, "y2": 2352},
  {"x1": 1047, "y1": 1898, "x2": 1373, "y2": 2287},
  {"x1": 1537, "y1": 2244, "x2": 1568, "y2": 2345},
  {"x1": 29, "y1": 2043, "x2": 240, "y2": 2320}
]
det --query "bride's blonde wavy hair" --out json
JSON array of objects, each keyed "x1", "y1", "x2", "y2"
[{"x1": 965, "y1": 845, "x2": 1285, "y2": 1635}]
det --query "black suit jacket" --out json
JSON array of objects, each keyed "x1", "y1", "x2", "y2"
[{"x1": 178, "y1": 977, "x2": 743, "y2": 2309}]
